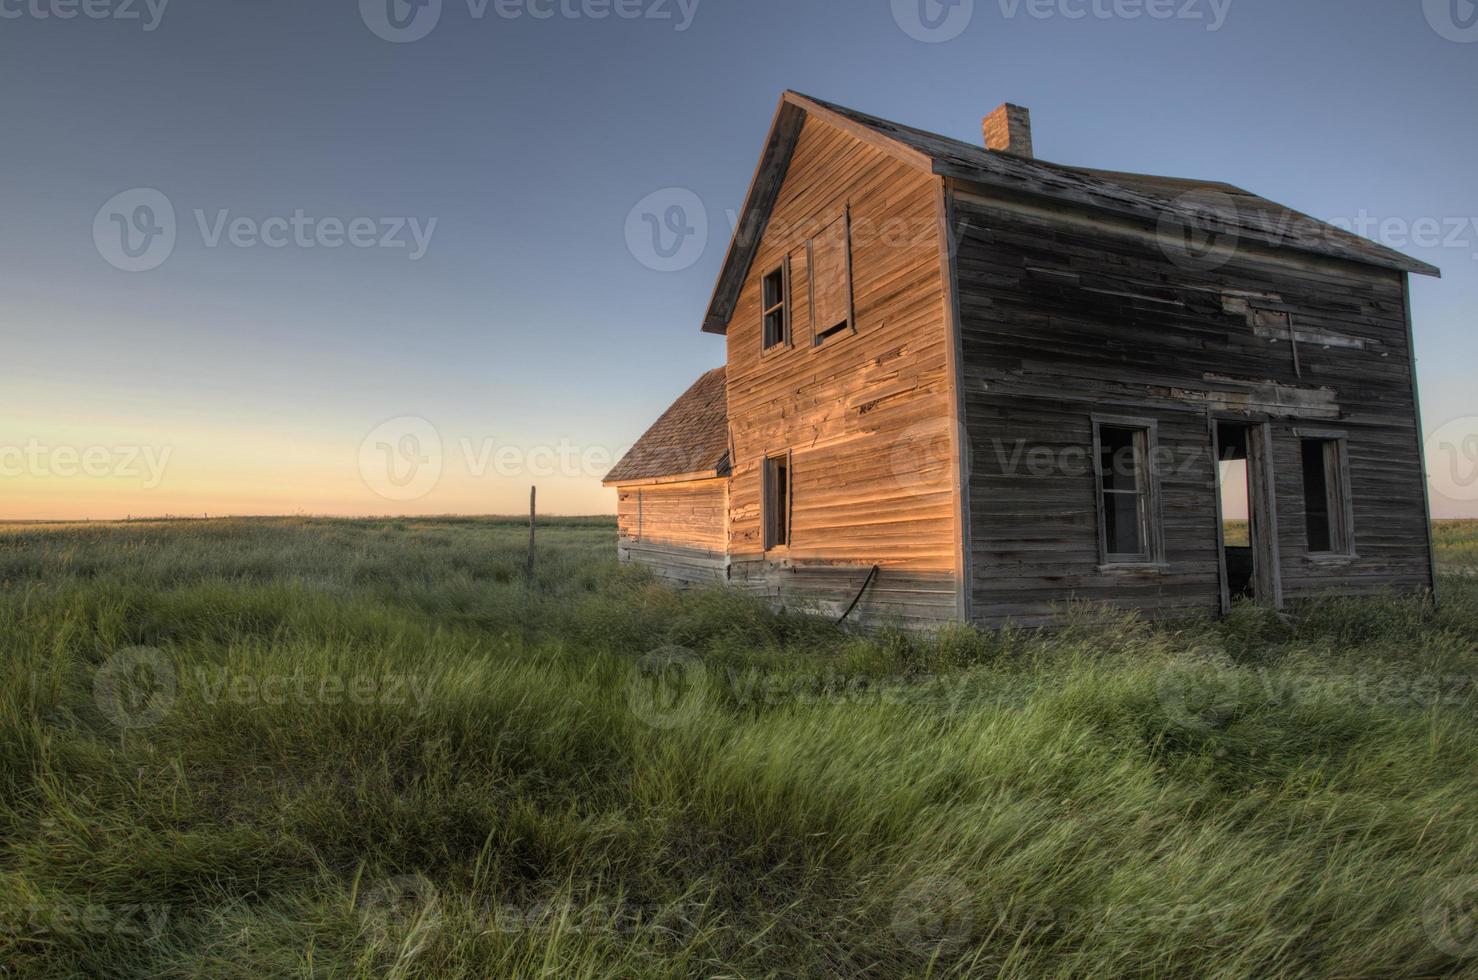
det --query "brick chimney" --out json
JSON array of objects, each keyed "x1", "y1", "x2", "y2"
[{"x1": 984, "y1": 103, "x2": 1033, "y2": 158}]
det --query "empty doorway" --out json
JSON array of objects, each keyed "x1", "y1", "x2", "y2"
[{"x1": 1214, "y1": 421, "x2": 1282, "y2": 611}]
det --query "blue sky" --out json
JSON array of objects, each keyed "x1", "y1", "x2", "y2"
[{"x1": 1, "y1": 0, "x2": 1475, "y2": 517}]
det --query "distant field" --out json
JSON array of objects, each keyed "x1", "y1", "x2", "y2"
[
  {"x1": 0, "y1": 517, "x2": 1475, "y2": 977},
  {"x1": 1436, "y1": 519, "x2": 1478, "y2": 572}
]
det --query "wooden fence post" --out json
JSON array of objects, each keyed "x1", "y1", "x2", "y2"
[{"x1": 527, "y1": 486, "x2": 537, "y2": 583}]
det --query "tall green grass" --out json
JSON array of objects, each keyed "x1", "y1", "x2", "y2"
[{"x1": 0, "y1": 517, "x2": 1474, "y2": 978}]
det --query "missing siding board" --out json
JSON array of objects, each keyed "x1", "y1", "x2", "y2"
[
  {"x1": 1252, "y1": 319, "x2": 1371, "y2": 351},
  {"x1": 1253, "y1": 310, "x2": 1303, "y2": 377},
  {"x1": 1221, "y1": 290, "x2": 1282, "y2": 318},
  {"x1": 1081, "y1": 285, "x2": 1185, "y2": 306},
  {"x1": 1024, "y1": 266, "x2": 1081, "y2": 287},
  {"x1": 1229, "y1": 294, "x2": 1369, "y2": 352},
  {"x1": 1198, "y1": 374, "x2": 1339, "y2": 417},
  {"x1": 968, "y1": 366, "x2": 1340, "y2": 419}
]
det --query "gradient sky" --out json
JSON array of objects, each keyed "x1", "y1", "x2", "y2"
[{"x1": 2, "y1": 0, "x2": 1475, "y2": 519}]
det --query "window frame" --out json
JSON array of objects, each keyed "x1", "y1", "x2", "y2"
[
  {"x1": 1294, "y1": 428, "x2": 1356, "y2": 559},
  {"x1": 762, "y1": 451, "x2": 792, "y2": 552},
  {"x1": 809, "y1": 205, "x2": 856, "y2": 349},
  {"x1": 760, "y1": 256, "x2": 791, "y2": 355},
  {"x1": 1091, "y1": 415, "x2": 1164, "y2": 568}
]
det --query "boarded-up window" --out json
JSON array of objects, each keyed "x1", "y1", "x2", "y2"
[
  {"x1": 787, "y1": 241, "x2": 809, "y2": 337},
  {"x1": 1301, "y1": 438, "x2": 1352, "y2": 555},
  {"x1": 809, "y1": 208, "x2": 853, "y2": 346},
  {"x1": 763, "y1": 453, "x2": 790, "y2": 550}
]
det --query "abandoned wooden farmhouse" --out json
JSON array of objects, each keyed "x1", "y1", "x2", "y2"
[{"x1": 604, "y1": 92, "x2": 1440, "y2": 629}]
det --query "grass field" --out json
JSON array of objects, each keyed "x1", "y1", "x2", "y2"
[{"x1": 1, "y1": 517, "x2": 1475, "y2": 978}]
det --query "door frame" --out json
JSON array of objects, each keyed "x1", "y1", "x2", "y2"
[{"x1": 1210, "y1": 415, "x2": 1284, "y2": 614}]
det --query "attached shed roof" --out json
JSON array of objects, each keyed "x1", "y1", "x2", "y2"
[
  {"x1": 702, "y1": 92, "x2": 1439, "y2": 333},
  {"x1": 603, "y1": 367, "x2": 730, "y2": 486}
]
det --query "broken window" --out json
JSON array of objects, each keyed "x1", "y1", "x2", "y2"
[
  {"x1": 763, "y1": 452, "x2": 790, "y2": 550},
  {"x1": 1301, "y1": 437, "x2": 1351, "y2": 555},
  {"x1": 761, "y1": 260, "x2": 789, "y2": 351},
  {"x1": 1095, "y1": 421, "x2": 1159, "y2": 564}
]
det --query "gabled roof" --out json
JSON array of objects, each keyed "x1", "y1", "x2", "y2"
[
  {"x1": 603, "y1": 367, "x2": 730, "y2": 486},
  {"x1": 702, "y1": 91, "x2": 1439, "y2": 334}
]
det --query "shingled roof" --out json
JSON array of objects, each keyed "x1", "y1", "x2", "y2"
[
  {"x1": 603, "y1": 367, "x2": 730, "y2": 486},
  {"x1": 703, "y1": 91, "x2": 1439, "y2": 333}
]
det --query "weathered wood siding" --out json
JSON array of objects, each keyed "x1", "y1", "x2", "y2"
[
  {"x1": 722, "y1": 114, "x2": 959, "y2": 628},
  {"x1": 616, "y1": 479, "x2": 728, "y2": 586},
  {"x1": 950, "y1": 184, "x2": 1433, "y2": 627}
]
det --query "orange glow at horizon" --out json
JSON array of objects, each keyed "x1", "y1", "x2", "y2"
[{"x1": 0, "y1": 420, "x2": 619, "y2": 521}]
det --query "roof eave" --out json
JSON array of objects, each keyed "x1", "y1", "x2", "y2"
[
  {"x1": 941, "y1": 164, "x2": 1443, "y2": 280},
  {"x1": 602, "y1": 467, "x2": 726, "y2": 489},
  {"x1": 1402, "y1": 257, "x2": 1443, "y2": 278}
]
